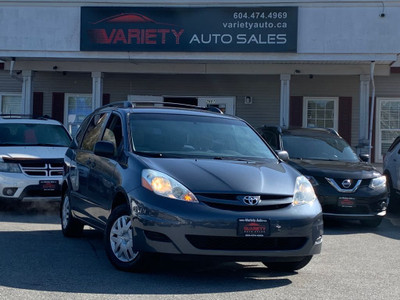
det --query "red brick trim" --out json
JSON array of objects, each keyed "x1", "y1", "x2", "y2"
[
  {"x1": 390, "y1": 67, "x2": 400, "y2": 74},
  {"x1": 338, "y1": 97, "x2": 352, "y2": 144}
]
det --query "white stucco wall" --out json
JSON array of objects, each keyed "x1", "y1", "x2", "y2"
[{"x1": 0, "y1": 1, "x2": 399, "y2": 61}]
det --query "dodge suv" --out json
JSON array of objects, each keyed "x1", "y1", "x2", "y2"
[
  {"x1": 258, "y1": 126, "x2": 387, "y2": 227},
  {"x1": 0, "y1": 115, "x2": 72, "y2": 204},
  {"x1": 61, "y1": 102, "x2": 323, "y2": 272}
]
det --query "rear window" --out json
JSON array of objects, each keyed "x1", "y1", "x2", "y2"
[{"x1": 0, "y1": 123, "x2": 71, "y2": 147}]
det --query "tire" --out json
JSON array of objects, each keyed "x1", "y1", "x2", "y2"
[
  {"x1": 386, "y1": 175, "x2": 400, "y2": 212},
  {"x1": 360, "y1": 217, "x2": 383, "y2": 228},
  {"x1": 60, "y1": 191, "x2": 84, "y2": 237},
  {"x1": 104, "y1": 204, "x2": 149, "y2": 272},
  {"x1": 263, "y1": 256, "x2": 313, "y2": 272}
]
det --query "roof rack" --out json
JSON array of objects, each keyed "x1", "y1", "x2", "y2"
[{"x1": 100, "y1": 101, "x2": 224, "y2": 114}]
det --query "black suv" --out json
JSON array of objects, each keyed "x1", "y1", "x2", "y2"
[
  {"x1": 257, "y1": 126, "x2": 388, "y2": 227},
  {"x1": 61, "y1": 102, "x2": 323, "y2": 272}
]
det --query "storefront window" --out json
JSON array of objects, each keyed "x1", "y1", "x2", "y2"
[
  {"x1": 0, "y1": 94, "x2": 22, "y2": 114},
  {"x1": 377, "y1": 98, "x2": 400, "y2": 161},
  {"x1": 303, "y1": 97, "x2": 338, "y2": 130},
  {"x1": 65, "y1": 94, "x2": 93, "y2": 136}
]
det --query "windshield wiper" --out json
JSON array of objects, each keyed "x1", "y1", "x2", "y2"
[
  {"x1": 134, "y1": 151, "x2": 185, "y2": 158},
  {"x1": 212, "y1": 156, "x2": 253, "y2": 162}
]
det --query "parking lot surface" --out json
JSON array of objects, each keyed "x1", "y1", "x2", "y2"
[{"x1": 0, "y1": 203, "x2": 399, "y2": 300}]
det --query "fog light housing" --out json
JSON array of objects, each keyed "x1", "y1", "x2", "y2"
[
  {"x1": 3, "y1": 188, "x2": 17, "y2": 196},
  {"x1": 315, "y1": 235, "x2": 323, "y2": 245}
]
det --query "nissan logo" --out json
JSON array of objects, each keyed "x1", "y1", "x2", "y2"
[
  {"x1": 342, "y1": 179, "x2": 352, "y2": 189},
  {"x1": 242, "y1": 196, "x2": 261, "y2": 206}
]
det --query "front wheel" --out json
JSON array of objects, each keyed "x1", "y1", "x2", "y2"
[
  {"x1": 387, "y1": 175, "x2": 400, "y2": 212},
  {"x1": 104, "y1": 204, "x2": 149, "y2": 272},
  {"x1": 262, "y1": 256, "x2": 313, "y2": 272},
  {"x1": 60, "y1": 191, "x2": 84, "y2": 237}
]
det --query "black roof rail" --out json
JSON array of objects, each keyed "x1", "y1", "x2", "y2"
[
  {"x1": 98, "y1": 101, "x2": 224, "y2": 114},
  {"x1": 0, "y1": 114, "x2": 51, "y2": 120}
]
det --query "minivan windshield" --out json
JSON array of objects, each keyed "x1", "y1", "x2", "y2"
[
  {"x1": 282, "y1": 134, "x2": 360, "y2": 162},
  {"x1": 130, "y1": 113, "x2": 276, "y2": 160},
  {"x1": 0, "y1": 123, "x2": 72, "y2": 147}
]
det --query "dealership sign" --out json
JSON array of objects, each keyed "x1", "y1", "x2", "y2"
[{"x1": 81, "y1": 7, "x2": 298, "y2": 52}]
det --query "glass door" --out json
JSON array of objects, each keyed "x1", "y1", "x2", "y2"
[{"x1": 65, "y1": 94, "x2": 93, "y2": 136}]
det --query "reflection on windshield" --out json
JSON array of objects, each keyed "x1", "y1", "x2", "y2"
[
  {"x1": 282, "y1": 135, "x2": 359, "y2": 162},
  {"x1": 0, "y1": 124, "x2": 71, "y2": 147},
  {"x1": 130, "y1": 114, "x2": 276, "y2": 160}
]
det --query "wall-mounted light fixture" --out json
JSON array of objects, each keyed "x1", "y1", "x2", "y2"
[
  {"x1": 294, "y1": 69, "x2": 301, "y2": 74},
  {"x1": 52, "y1": 66, "x2": 58, "y2": 70},
  {"x1": 244, "y1": 96, "x2": 253, "y2": 104}
]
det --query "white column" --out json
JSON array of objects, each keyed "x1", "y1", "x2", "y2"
[
  {"x1": 280, "y1": 74, "x2": 291, "y2": 128},
  {"x1": 91, "y1": 72, "x2": 103, "y2": 109},
  {"x1": 359, "y1": 74, "x2": 370, "y2": 153},
  {"x1": 21, "y1": 70, "x2": 34, "y2": 115}
]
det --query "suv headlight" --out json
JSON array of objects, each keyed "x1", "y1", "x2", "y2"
[
  {"x1": 369, "y1": 175, "x2": 386, "y2": 189},
  {"x1": 142, "y1": 169, "x2": 198, "y2": 203},
  {"x1": 293, "y1": 175, "x2": 317, "y2": 206},
  {"x1": 0, "y1": 161, "x2": 22, "y2": 173}
]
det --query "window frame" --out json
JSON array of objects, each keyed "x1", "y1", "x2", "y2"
[
  {"x1": 0, "y1": 93, "x2": 23, "y2": 114},
  {"x1": 302, "y1": 97, "x2": 339, "y2": 131}
]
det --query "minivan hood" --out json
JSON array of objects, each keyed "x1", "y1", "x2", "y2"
[
  {"x1": 139, "y1": 157, "x2": 299, "y2": 195},
  {"x1": 288, "y1": 159, "x2": 381, "y2": 179},
  {"x1": 0, "y1": 146, "x2": 68, "y2": 161}
]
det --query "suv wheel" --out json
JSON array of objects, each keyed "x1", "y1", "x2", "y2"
[
  {"x1": 104, "y1": 204, "x2": 148, "y2": 272},
  {"x1": 386, "y1": 174, "x2": 399, "y2": 212},
  {"x1": 262, "y1": 256, "x2": 313, "y2": 272},
  {"x1": 61, "y1": 191, "x2": 84, "y2": 237}
]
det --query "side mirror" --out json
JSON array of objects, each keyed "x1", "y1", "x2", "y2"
[
  {"x1": 94, "y1": 141, "x2": 115, "y2": 158},
  {"x1": 359, "y1": 153, "x2": 370, "y2": 162},
  {"x1": 276, "y1": 150, "x2": 289, "y2": 161}
]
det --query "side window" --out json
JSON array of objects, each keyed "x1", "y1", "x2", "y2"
[
  {"x1": 261, "y1": 131, "x2": 279, "y2": 150},
  {"x1": 81, "y1": 113, "x2": 109, "y2": 151},
  {"x1": 387, "y1": 136, "x2": 400, "y2": 153},
  {"x1": 101, "y1": 113, "x2": 124, "y2": 156},
  {"x1": 74, "y1": 115, "x2": 91, "y2": 147}
]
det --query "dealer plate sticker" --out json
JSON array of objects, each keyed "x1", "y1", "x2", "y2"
[
  {"x1": 40, "y1": 180, "x2": 59, "y2": 191},
  {"x1": 338, "y1": 197, "x2": 356, "y2": 208},
  {"x1": 238, "y1": 218, "x2": 269, "y2": 237}
]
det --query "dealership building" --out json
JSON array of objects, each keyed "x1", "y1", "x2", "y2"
[{"x1": 1, "y1": 0, "x2": 400, "y2": 162}]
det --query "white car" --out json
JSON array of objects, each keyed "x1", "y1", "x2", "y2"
[
  {"x1": 0, "y1": 115, "x2": 72, "y2": 204},
  {"x1": 383, "y1": 136, "x2": 400, "y2": 212}
]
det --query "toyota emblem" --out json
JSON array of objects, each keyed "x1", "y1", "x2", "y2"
[
  {"x1": 342, "y1": 179, "x2": 352, "y2": 189},
  {"x1": 242, "y1": 196, "x2": 261, "y2": 206}
]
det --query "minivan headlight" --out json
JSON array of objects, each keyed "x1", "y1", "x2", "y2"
[
  {"x1": 293, "y1": 175, "x2": 317, "y2": 206},
  {"x1": 0, "y1": 161, "x2": 22, "y2": 173},
  {"x1": 369, "y1": 175, "x2": 386, "y2": 189},
  {"x1": 141, "y1": 169, "x2": 198, "y2": 203}
]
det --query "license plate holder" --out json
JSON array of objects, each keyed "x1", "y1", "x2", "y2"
[
  {"x1": 338, "y1": 197, "x2": 356, "y2": 208},
  {"x1": 40, "y1": 180, "x2": 59, "y2": 191},
  {"x1": 237, "y1": 218, "x2": 269, "y2": 237}
]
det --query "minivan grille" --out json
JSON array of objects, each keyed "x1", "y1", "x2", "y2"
[{"x1": 196, "y1": 193, "x2": 293, "y2": 211}]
